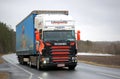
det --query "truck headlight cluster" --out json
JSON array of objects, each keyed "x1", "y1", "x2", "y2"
[
  {"x1": 43, "y1": 58, "x2": 49, "y2": 64},
  {"x1": 72, "y1": 57, "x2": 77, "y2": 62}
]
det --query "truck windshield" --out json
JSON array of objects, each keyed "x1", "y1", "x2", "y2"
[{"x1": 43, "y1": 30, "x2": 75, "y2": 41}]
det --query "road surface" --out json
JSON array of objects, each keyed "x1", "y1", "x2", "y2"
[{"x1": 2, "y1": 54, "x2": 120, "y2": 79}]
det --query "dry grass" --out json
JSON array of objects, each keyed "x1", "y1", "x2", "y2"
[
  {"x1": 0, "y1": 54, "x2": 10, "y2": 79},
  {"x1": 77, "y1": 55, "x2": 120, "y2": 68},
  {"x1": 0, "y1": 54, "x2": 4, "y2": 64},
  {"x1": 0, "y1": 72, "x2": 10, "y2": 79}
]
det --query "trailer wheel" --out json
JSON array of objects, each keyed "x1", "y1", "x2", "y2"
[
  {"x1": 18, "y1": 56, "x2": 24, "y2": 65},
  {"x1": 29, "y1": 58, "x2": 32, "y2": 67}
]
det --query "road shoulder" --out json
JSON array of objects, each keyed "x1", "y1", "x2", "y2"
[
  {"x1": 0, "y1": 54, "x2": 10, "y2": 79},
  {"x1": 77, "y1": 55, "x2": 120, "y2": 68}
]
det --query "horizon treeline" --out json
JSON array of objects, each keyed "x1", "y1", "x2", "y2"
[
  {"x1": 0, "y1": 22, "x2": 15, "y2": 53},
  {"x1": 77, "y1": 40, "x2": 120, "y2": 55}
]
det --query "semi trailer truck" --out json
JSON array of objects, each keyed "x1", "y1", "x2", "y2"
[{"x1": 16, "y1": 10, "x2": 80, "y2": 70}]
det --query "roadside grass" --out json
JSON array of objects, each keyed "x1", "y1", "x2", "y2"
[
  {"x1": 0, "y1": 54, "x2": 4, "y2": 64},
  {"x1": 77, "y1": 55, "x2": 120, "y2": 68},
  {"x1": 0, "y1": 54, "x2": 10, "y2": 79},
  {"x1": 0, "y1": 72, "x2": 9, "y2": 79}
]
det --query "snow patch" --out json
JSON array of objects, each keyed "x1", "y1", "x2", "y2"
[{"x1": 77, "y1": 52, "x2": 114, "y2": 56}]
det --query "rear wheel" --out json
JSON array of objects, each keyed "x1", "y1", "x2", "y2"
[
  {"x1": 29, "y1": 58, "x2": 32, "y2": 67},
  {"x1": 18, "y1": 56, "x2": 24, "y2": 65}
]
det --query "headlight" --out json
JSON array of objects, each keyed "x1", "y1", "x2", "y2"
[
  {"x1": 43, "y1": 58, "x2": 49, "y2": 64},
  {"x1": 72, "y1": 57, "x2": 77, "y2": 60},
  {"x1": 43, "y1": 60, "x2": 47, "y2": 64},
  {"x1": 72, "y1": 57, "x2": 77, "y2": 62}
]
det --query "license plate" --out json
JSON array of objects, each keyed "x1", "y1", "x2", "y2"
[{"x1": 57, "y1": 64, "x2": 65, "y2": 67}]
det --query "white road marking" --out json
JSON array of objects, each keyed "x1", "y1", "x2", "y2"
[
  {"x1": 99, "y1": 72, "x2": 120, "y2": 79},
  {"x1": 2, "y1": 54, "x2": 42, "y2": 79},
  {"x1": 3, "y1": 55, "x2": 33, "y2": 79},
  {"x1": 77, "y1": 52, "x2": 114, "y2": 56}
]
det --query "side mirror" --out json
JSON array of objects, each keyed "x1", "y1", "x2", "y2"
[{"x1": 77, "y1": 30, "x2": 80, "y2": 40}]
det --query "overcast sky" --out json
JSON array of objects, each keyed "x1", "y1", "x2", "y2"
[{"x1": 0, "y1": 0, "x2": 120, "y2": 41}]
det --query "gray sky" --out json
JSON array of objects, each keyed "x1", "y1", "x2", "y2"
[{"x1": 0, "y1": 0, "x2": 120, "y2": 41}]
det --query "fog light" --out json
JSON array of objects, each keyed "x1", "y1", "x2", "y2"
[
  {"x1": 72, "y1": 57, "x2": 77, "y2": 62},
  {"x1": 43, "y1": 60, "x2": 47, "y2": 64},
  {"x1": 43, "y1": 58, "x2": 49, "y2": 64}
]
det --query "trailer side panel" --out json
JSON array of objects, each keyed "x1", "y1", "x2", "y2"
[{"x1": 16, "y1": 14, "x2": 36, "y2": 55}]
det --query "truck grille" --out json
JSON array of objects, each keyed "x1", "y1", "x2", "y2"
[{"x1": 51, "y1": 46, "x2": 70, "y2": 63}]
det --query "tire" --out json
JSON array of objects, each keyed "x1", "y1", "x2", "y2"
[
  {"x1": 29, "y1": 58, "x2": 32, "y2": 67},
  {"x1": 68, "y1": 66, "x2": 75, "y2": 70},
  {"x1": 18, "y1": 56, "x2": 24, "y2": 65},
  {"x1": 37, "y1": 55, "x2": 40, "y2": 70},
  {"x1": 37, "y1": 60, "x2": 40, "y2": 70},
  {"x1": 18, "y1": 56, "x2": 27, "y2": 65}
]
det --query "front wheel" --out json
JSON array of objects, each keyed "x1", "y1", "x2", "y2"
[
  {"x1": 68, "y1": 66, "x2": 76, "y2": 70},
  {"x1": 37, "y1": 60, "x2": 40, "y2": 70},
  {"x1": 36, "y1": 55, "x2": 41, "y2": 70}
]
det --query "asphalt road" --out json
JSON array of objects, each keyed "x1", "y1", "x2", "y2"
[{"x1": 2, "y1": 54, "x2": 120, "y2": 79}]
